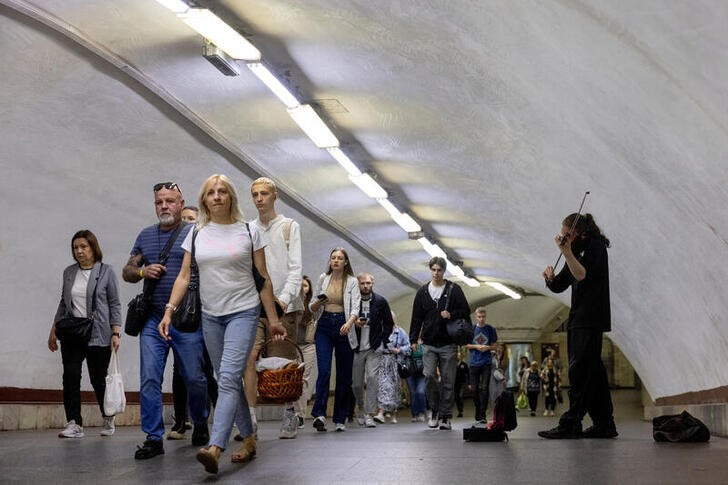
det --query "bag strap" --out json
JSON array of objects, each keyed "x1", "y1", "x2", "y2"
[
  {"x1": 141, "y1": 223, "x2": 185, "y2": 299},
  {"x1": 89, "y1": 263, "x2": 105, "y2": 317},
  {"x1": 444, "y1": 280, "x2": 454, "y2": 311}
]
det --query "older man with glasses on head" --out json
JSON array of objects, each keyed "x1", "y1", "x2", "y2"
[{"x1": 123, "y1": 182, "x2": 209, "y2": 460}]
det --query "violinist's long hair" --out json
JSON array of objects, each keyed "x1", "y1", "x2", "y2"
[{"x1": 562, "y1": 213, "x2": 610, "y2": 247}]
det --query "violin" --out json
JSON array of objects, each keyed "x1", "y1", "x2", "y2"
[{"x1": 548, "y1": 191, "x2": 590, "y2": 280}]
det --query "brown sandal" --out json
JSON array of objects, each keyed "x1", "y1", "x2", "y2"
[
  {"x1": 196, "y1": 445, "x2": 222, "y2": 474},
  {"x1": 231, "y1": 436, "x2": 257, "y2": 463}
]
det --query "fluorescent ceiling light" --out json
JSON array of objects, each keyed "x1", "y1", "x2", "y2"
[
  {"x1": 461, "y1": 276, "x2": 481, "y2": 288},
  {"x1": 349, "y1": 173, "x2": 387, "y2": 199},
  {"x1": 180, "y1": 9, "x2": 261, "y2": 61},
  {"x1": 377, "y1": 199, "x2": 422, "y2": 232},
  {"x1": 247, "y1": 62, "x2": 299, "y2": 109},
  {"x1": 155, "y1": 0, "x2": 189, "y2": 14},
  {"x1": 447, "y1": 263, "x2": 465, "y2": 278},
  {"x1": 287, "y1": 105, "x2": 339, "y2": 148},
  {"x1": 418, "y1": 238, "x2": 447, "y2": 259},
  {"x1": 486, "y1": 281, "x2": 522, "y2": 300},
  {"x1": 327, "y1": 148, "x2": 361, "y2": 176}
]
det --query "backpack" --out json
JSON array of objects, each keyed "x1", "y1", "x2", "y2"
[{"x1": 463, "y1": 391, "x2": 517, "y2": 442}]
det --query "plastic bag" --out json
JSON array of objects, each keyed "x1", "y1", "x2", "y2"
[
  {"x1": 516, "y1": 391, "x2": 528, "y2": 410},
  {"x1": 103, "y1": 349, "x2": 126, "y2": 416}
]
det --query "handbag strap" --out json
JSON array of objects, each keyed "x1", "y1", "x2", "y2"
[
  {"x1": 88, "y1": 263, "x2": 105, "y2": 317},
  {"x1": 142, "y1": 222, "x2": 186, "y2": 299},
  {"x1": 444, "y1": 280, "x2": 454, "y2": 311}
]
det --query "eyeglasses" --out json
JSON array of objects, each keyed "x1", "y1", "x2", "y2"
[{"x1": 153, "y1": 182, "x2": 181, "y2": 192}]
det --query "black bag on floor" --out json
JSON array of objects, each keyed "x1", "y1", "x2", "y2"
[
  {"x1": 463, "y1": 424, "x2": 508, "y2": 442},
  {"x1": 463, "y1": 391, "x2": 517, "y2": 442},
  {"x1": 653, "y1": 410, "x2": 710, "y2": 443}
]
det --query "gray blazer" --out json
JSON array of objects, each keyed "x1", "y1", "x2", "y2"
[{"x1": 53, "y1": 261, "x2": 122, "y2": 347}]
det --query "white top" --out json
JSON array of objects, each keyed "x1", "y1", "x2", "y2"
[
  {"x1": 428, "y1": 281, "x2": 445, "y2": 302},
  {"x1": 70, "y1": 269, "x2": 91, "y2": 318},
  {"x1": 182, "y1": 221, "x2": 265, "y2": 317},
  {"x1": 249, "y1": 215, "x2": 303, "y2": 312}
]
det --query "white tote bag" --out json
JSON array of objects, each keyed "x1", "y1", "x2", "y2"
[{"x1": 103, "y1": 349, "x2": 126, "y2": 416}]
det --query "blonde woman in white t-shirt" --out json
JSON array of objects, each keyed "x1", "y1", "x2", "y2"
[{"x1": 159, "y1": 174, "x2": 285, "y2": 474}]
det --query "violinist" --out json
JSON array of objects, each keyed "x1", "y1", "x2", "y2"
[{"x1": 538, "y1": 212, "x2": 617, "y2": 440}]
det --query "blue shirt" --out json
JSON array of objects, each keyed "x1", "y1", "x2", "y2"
[
  {"x1": 469, "y1": 324, "x2": 497, "y2": 368},
  {"x1": 131, "y1": 223, "x2": 191, "y2": 315}
]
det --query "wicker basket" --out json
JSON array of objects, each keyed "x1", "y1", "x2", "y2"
[{"x1": 256, "y1": 338, "x2": 304, "y2": 404}]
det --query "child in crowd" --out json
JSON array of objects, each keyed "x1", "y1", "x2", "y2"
[{"x1": 541, "y1": 358, "x2": 559, "y2": 416}]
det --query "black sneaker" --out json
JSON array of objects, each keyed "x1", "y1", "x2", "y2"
[
  {"x1": 297, "y1": 416, "x2": 305, "y2": 429},
  {"x1": 538, "y1": 425, "x2": 582, "y2": 439},
  {"x1": 134, "y1": 440, "x2": 164, "y2": 460},
  {"x1": 313, "y1": 416, "x2": 327, "y2": 432},
  {"x1": 191, "y1": 422, "x2": 210, "y2": 446},
  {"x1": 582, "y1": 425, "x2": 618, "y2": 439}
]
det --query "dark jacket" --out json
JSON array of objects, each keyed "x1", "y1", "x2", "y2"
[
  {"x1": 546, "y1": 234, "x2": 611, "y2": 332},
  {"x1": 409, "y1": 280, "x2": 471, "y2": 347},
  {"x1": 356, "y1": 292, "x2": 394, "y2": 351}
]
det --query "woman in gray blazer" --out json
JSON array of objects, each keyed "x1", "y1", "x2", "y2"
[{"x1": 48, "y1": 229, "x2": 122, "y2": 438}]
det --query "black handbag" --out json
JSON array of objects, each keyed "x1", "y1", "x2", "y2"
[
  {"x1": 125, "y1": 223, "x2": 184, "y2": 336},
  {"x1": 56, "y1": 264, "x2": 104, "y2": 344},
  {"x1": 397, "y1": 353, "x2": 419, "y2": 378},
  {"x1": 172, "y1": 230, "x2": 201, "y2": 332},
  {"x1": 653, "y1": 411, "x2": 710, "y2": 443},
  {"x1": 444, "y1": 281, "x2": 474, "y2": 345}
]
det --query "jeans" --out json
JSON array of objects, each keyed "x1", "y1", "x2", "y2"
[
  {"x1": 60, "y1": 341, "x2": 111, "y2": 426},
  {"x1": 407, "y1": 374, "x2": 426, "y2": 417},
  {"x1": 140, "y1": 313, "x2": 208, "y2": 442},
  {"x1": 352, "y1": 348, "x2": 381, "y2": 415},
  {"x1": 470, "y1": 364, "x2": 492, "y2": 421},
  {"x1": 172, "y1": 347, "x2": 218, "y2": 425},
  {"x1": 202, "y1": 306, "x2": 259, "y2": 449},
  {"x1": 559, "y1": 328, "x2": 615, "y2": 430},
  {"x1": 422, "y1": 344, "x2": 457, "y2": 419},
  {"x1": 312, "y1": 311, "x2": 354, "y2": 424}
]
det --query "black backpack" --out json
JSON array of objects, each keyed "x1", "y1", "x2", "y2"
[{"x1": 463, "y1": 391, "x2": 517, "y2": 442}]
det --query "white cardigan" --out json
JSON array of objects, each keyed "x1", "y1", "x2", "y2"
[{"x1": 311, "y1": 273, "x2": 361, "y2": 349}]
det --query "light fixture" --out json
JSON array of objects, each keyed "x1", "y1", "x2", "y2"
[
  {"x1": 349, "y1": 173, "x2": 387, "y2": 199},
  {"x1": 247, "y1": 62, "x2": 299, "y2": 108},
  {"x1": 287, "y1": 104, "x2": 339, "y2": 148},
  {"x1": 460, "y1": 276, "x2": 481, "y2": 288},
  {"x1": 377, "y1": 199, "x2": 422, "y2": 232},
  {"x1": 155, "y1": 0, "x2": 189, "y2": 14},
  {"x1": 447, "y1": 262, "x2": 465, "y2": 278},
  {"x1": 203, "y1": 42, "x2": 241, "y2": 76},
  {"x1": 327, "y1": 148, "x2": 361, "y2": 176},
  {"x1": 179, "y1": 9, "x2": 261, "y2": 61},
  {"x1": 418, "y1": 237, "x2": 447, "y2": 259},
  {"x1": 486, "y1": 281, "x2": 522, "y2": 300}
]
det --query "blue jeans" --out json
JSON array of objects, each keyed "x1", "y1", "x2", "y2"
[
  {"x1": 140, "y1": 313, "x2": 208, "y2": 442},
  {"x1": 202, "y1": 306, "x2": 259, "y2": 449},
  {"x1": 407, "y1": 374, "x2": 426, "y2": 417},
  {"x1": 312, "y1": 311, "x2": 354, "y2": 424}
]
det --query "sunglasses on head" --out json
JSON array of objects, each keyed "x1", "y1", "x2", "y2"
[{"x1": 153, "y1": 182, "x2": 181, "y2": 192}]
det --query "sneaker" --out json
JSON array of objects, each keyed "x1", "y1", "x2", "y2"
[
  {"x1": 582, "y1": 425, "x2": 618, "y2": 439},
  {"x1": 373, "y1": 411, "x2": 385, "y2": 424},
  {"x1": 357, "y1": 413, "x2": 366, "y2": 427},
  {"x1": 279, "y1": 408, "x2": 298, "y2": 439},
  {"x1": 335, "y1": 423, "x2": 346, "y2": 432},
  {"x1": 416, "y1": 414, "x2": 426, "y2": 423},
  {"x1": 411, "y1": 416, "x2": 419, "y2": 423},
  {"x1": 544, "y1": 410, "x2": 550, "y2": 416},
  {"x1": 538, "y1": 424, "x2": 582, "y2": 439},
  {"x1": 297, "y1": 415, "x2": 305, "y2": 429},
  {"x1": 530, "y1": 411, "x2": 536, "y2": 416},
  {"x1": 134, "y1": 439, "x2": 164, "y2": 460},
  {"x1": 439, "y1": 418, "x2": 452, "y2": 430},
  {"x1": 100, "y1": 416, "x2": 115, "y2": 436},
  {"x1": 391, "y1": 415, "x2": 398, "y2": 424},
  {"x1": 427, "y1": 412, "x2": 439, "y2": 429},
  {"x1": 365, "y1": 416, "x2": 376, "y2": 428},
  {"x1": 58, "y1": 420, "x2": 84, "y2": 438},
  {"x1": 167, "y1": 430, "x2": 186, "y2": 440},
  {"x1": 191, "y1": 422, "x2": 210, "y2": 446},
  {"x1": 313, "y1": 416, "x2": 327, "y2": 432}
]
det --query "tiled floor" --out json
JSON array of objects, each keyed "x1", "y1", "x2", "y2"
[{"x1": 2, "y1": 391, "x2": 726, "y2": 484}]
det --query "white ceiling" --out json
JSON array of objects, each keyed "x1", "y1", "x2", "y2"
[{"x1": 1, "y1": 0, "x2": 727, "y2": 400}]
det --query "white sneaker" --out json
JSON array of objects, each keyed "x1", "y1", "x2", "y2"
[
  {"x1": 391, "y1": 415, "x2": 398, "y2": 424},
  {"x1": 365, "y1": 416, "x2": 376, "y2": 428},
  {"x1": 439, "y1": 418, "x2": 452, "y2": 430},
  {"x1": 544, "y1": 410, "x2": 549, "y2": 416},
  {"x1": 357, "y1": 413, "x2": 366, "y2": 427},
  {"x1": 279, "y1": 407, "x2": 298, "y2": 439},
  {"x1": 416, "y1": 414, "x2": 426, "y2": 423},
  {"x1": 313, "y1": 416, "x2": 327, "y2": 432},
  {"x1": 100, "y1": 416, "x2": 115, "y2": 436},
  {"x1": 427, "y1": 411, "x2": 439, "y2": 429},
  {"x1": 373, "y1": 411, "x2": 385, "y2": 424},
  {"x1": 58, "y1": 420, "x2": 84, "y2": 438},
  {"x1": 335, "y1": 423, "x2": 346, "y2": 432}
]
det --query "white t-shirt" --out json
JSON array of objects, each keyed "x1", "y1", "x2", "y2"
[
  {"x1": 71, "y1": 269, "x2": 91, "y2": 317},
  {"x1": 181, "y1": 221, "x2": 266, "y2": 317},
  {"x1": 428, "y1": 281, "x2": 446, "y2": 302}
]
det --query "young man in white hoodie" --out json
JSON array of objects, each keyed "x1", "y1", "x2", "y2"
[{"x1": 243, "y1": 177, "x2": 304, "y2": 439}]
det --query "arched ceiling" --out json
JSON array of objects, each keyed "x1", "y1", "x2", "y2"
[{"x1": 1, "y1": 0, "x2": 727, "y2": 400}]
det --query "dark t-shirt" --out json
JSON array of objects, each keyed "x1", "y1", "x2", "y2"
[{"x1": 131, "y1": 223, "x2": 191, "y2": 315}]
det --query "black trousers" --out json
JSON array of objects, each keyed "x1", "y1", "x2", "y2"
[
  {"x1": 172, "y1": 347, "x2": 218, "y2": 426},
  {"x1": 559, "y1": 328, "x2": 614, "y2": 430},
  {"x1": 469, "y1": 365, "x2": 492, "y2": 420},
  {"x1": 60, "y1": 341, "x2": 111, "y2": 426}
]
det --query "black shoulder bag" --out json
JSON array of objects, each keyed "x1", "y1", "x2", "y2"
[
  {"x1": 444, "y1": 281, "x2": 474, "y2": 346},
  {"x1": 172, "y1": 229, "x2": 201, "y2": 332},
  {"x1": 56, "y1": 264, "x2": 105, "y2": 344},
  {"x1": 124, "y1": 223, "x2": 184, "y2": 336}
]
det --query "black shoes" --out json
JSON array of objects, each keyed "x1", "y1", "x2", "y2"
[
  {"x1": 191, "y1": 423, "x2": 210, "y2": 446},
  {"x1": 538, "y1": 424, "x2": 582, "y2": 439},
  {"x1": 583, "y1": 425, "x2": 618, "y2": 439},
  {"x1": 134, "y1": 439, "x2": 164, "y2": 460}
]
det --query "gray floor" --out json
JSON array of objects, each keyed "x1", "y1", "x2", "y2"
[{"x1": 2, "y1": 391, "x2": 726, "y2": 484}]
